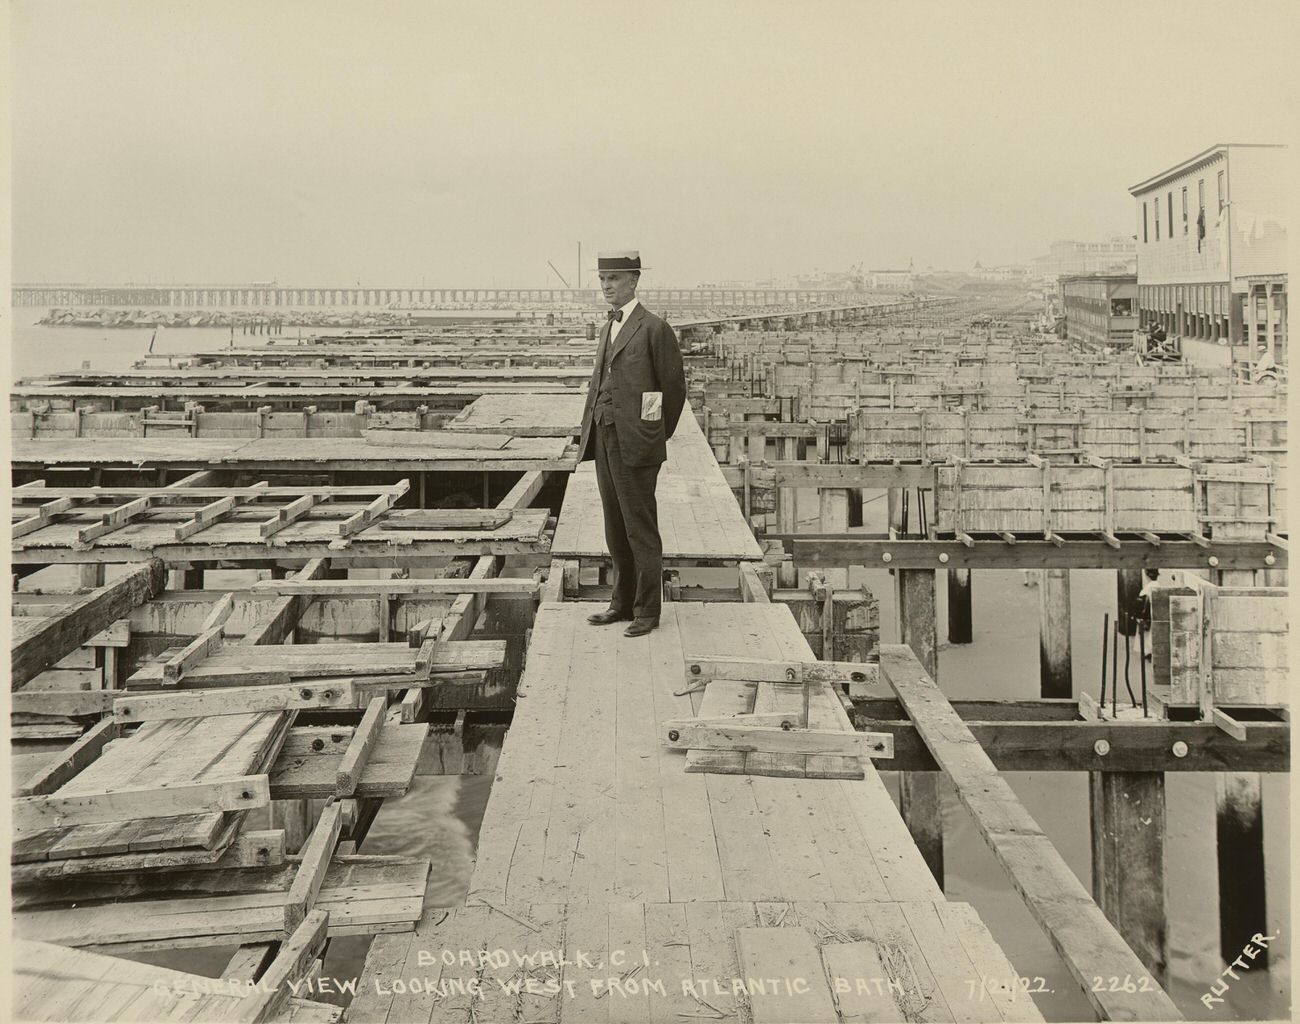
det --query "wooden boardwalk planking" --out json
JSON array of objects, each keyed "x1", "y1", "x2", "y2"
[
  {"x1": 552, "y1": 413, "x2": 763, "y2": 562},
  {"x1": 349, "y1": 898, "x2": 1043, "y2": 1024},
  {"x1": 355, "y1": 602, "x2": 1036, "y2": 1022}
]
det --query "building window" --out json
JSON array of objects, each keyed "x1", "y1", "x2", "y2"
[
  {"x1": 1182, "y1": 187, "x2": 1188, "y2": 234},
  {"x1": 1143, "y1": 202, "x2": 1149, "y2": 243},
  {"x1": 1196, "y1": 179, "x2": 1207, "y2": 252},
  {"x1": 1154, "y1": 197, "x2": 1160, "y2": 240},
  {"x1": 1168, "y1": 192, "x2": 1174, "y2": 234},
  {"x1": 1217, "y1": 169, "x2": 1226, "y2": 212}
]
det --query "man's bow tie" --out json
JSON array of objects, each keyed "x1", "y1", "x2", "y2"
[{"x1": 607, "y1": 309, "x2": 624, "y2": 323}]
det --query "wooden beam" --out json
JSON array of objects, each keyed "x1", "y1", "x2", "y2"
[
  {"x1": 283, "y1": 804, "x2": 345, "y2": 933},
  {"x1": 15, "y1": 717, "x2": 121, "y2": 796},
  {"x1": 249, "y1": 577, "x2": 539, "y2": 598},
  {"x1": 162, "y1": 624, "x2": 226, "y2": 682},
  {"x1": 896, "y1": 567, "x2": 943, "y2": 884},
  {"x1": 777, "y1": 536, "x2": 1284, "y2": 571},
  {"x1": 173, "y1": 483, "x2": 267, "y2": 541},
  {"x1": 11, "y1": 559, "x2": 165, "y2": 688},
  {"x1": 260, "y1": 493, "x2": 324, "y2": 539},
  {"x1": 338, "y1": 479, "x2": 409, "y2": 538},
  {"x1": 499, "y1": 469, "x2": 547, "y2": 509},
  {"x1": 114, "y1": 681, "x2": 355, "y2": 722},
  {"x1": 854, "y1": 717, "x2": 1288, "y2": 772},
  {"x1": 335, "y1": 698, "x2": 386, "y2": 798},
  {"x1": 11, "y1": 689, "x2": 115, "y2": 716},
  {"x1": 13, "y1": 774, "x2": 270, "y2": 833},
  {"x1": 236, "y1": 910, "x2": 330, "y2": 1023},
  {"x1": 683, "y1": 655, "x2": 879, "y2": 689},
  {"x1": 737, "y1": 561, "x2": 774, "y2": 602},
  {"x1": 663, "y1": 721, "x2": 892, "y2": 757},
  {"x1": 880, "y1": 643, "x2": 1182, "y2": 1021},
  {"x1": 75, "y1": 495, "x2": 153, "y2": 543},
  {"x1": 242, "y1": 558, "x2": 329, "y2": 647}
]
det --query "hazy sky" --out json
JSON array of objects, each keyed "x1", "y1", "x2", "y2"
[{"x1": 10, "y1": 0, "x2": 1297, "y2": 287}]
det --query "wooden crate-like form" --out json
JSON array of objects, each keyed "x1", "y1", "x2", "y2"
[
  {"x1": 1165, "y1": 582, "x2": 1288, "y2": 706},
  {"x1": 1197, "y1": 462, "x2": 1276, "y2": 541},
  {"x1": 852, "y1": 411, "x2": 1023, "y2": 462},
  {"x1": 933, "y1": 460, "x2": 1198, "y2": 536}
]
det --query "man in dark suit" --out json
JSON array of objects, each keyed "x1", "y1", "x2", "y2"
[{"x1": 577, "y1": 250, "x2": 686, "y2": 637}]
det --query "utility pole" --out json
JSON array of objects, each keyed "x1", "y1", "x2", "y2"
[{"x1": 577, "y1": 242, "x2": 582, "y2": 291}]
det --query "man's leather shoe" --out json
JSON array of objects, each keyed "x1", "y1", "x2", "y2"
[
  {"x1": 623, "y1": 617, "x2": 659, "y2": 637},
  {"x1": 587, "y1": 607, "x2": 630, "y2": 626}
]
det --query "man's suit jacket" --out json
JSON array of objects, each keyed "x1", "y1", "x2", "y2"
[{"x1": 578, "y1": 303, "x2": 686, "y2": 468}]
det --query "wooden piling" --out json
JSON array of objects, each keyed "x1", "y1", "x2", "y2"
[
  {"x1": 1090, "y1": 771, "x2": 1169, "y2": 987},
  {"x1": 819, "y1": 488, "x2": 849, "y2": 533},
  {"x1": 776, "y1": 437, "x2": 797, "y2": 533},
  {"x1": 946, "y1": 568, "x2": 972, "y2": 644},
  {"x1": 846, "y1": 488, "x2": 864, "y2": 528},
  {"x1": 1039, "y1": 567, "x2": 1072, "y2": 698},
  {"x1": 1215, "y1": 772, "x2": 1269, "y2": 966},
  {"x1": 76, "y1": 563, "x2": 106, "y2": 588},
  {"x1": 1213, "y1": 567, "x2": 1268, "y2": 964},
  {"x1": 895, "y1": 567, "x2": 943, "y2": 884},
  {"x1": 1116, "y1": 568, "x2": 1144, "y2": 636}
]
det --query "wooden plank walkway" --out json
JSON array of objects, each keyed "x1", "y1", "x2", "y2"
[
  {"x1": 552, "y1": 412, "x2": 764, "y2": 562},
  {"x1": 352, "y1": 602, "x2": 1041, "y2": 1023}
]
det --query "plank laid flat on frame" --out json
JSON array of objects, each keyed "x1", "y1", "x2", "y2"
[
  {"x1": 126, "y1": 640, "x2": 503, "y2": 687},
  {"x1": 444, "y1": 392, "x2": 586, "y2": 436},
  {"x1": 553, "y1": 413, "x2": 763, "y2": 561},
  {"x1": 14, "y1": 856, "x2": 429, "y2": 950},
  {"x1": 14, "y1": 712, "x2": 290, "y2": 864}
]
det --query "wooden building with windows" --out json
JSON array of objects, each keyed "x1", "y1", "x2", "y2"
[
  {"x1": 1130, "y1": 143, "x2": 1288, "y2": 375},
  {"x1": 1059, "y1": 273, "x2": 1138, "y2": 351}
]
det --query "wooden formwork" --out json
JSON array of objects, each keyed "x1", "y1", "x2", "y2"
[
  {"x1": 1197, "y1": 461, "x2": 1279, "y2": 539},
  {"x1": 933, "y1": 460, "x2": 1202, "y2": 538},
  {"x1": 852, "y1": 409, "x2": 1257, "y2": 464},
  {"x1": 1160, "y1": 579, "x2": 1289, "y2": 706}
]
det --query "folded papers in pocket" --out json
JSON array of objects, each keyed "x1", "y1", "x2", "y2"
[{"x1": 641, "y1": 391, "x2": 663, "y2": 421}]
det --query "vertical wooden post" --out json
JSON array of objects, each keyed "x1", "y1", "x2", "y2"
[
  {"x1": 833, "y1": 585, "x2": 879, "y2": 663},
  {"x1": 846, "y1": 489, "x2": 864, "y2": 528},
  {"x1": 776, "y1": 437, "x2": 797, "y2": 534},
  {"x1": 1116, "y1": 568, "x2": 1144, "y2": 636},
  {"x1": 1090, "y1": 771, "x2": 1169, "y2": 987},
  {"x1": 481, "y1": 593, "x2": 535, "y2": 706},
  {"x1": 1213, "y1": 566, "x2": 1268, "y2": 965},
  {"x1": 896, "y1": 567, "x2": 943, "y2": 885},
  {"x1": 819, "y1": 489, "x2": 849, "y2": 533},
  {"x1": 1215, "y1": 772, "x2": 1268, "y2": 966},
  {"x1": 170, "y1": 566, "x2": 204, "y2": 590},
  {"x1": 946, "y1": 568, "x2": 972, "y2": 644},
  {"x1": 77, "y1": 563, "x2": 106, "y2": 589},
  {"x1": 1039, "y1": 567, "x2": 1073, "y2": 697}
]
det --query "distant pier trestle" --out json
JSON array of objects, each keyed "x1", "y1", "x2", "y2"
[{"x1": 12, "y1": 282, "x2": 870, "y2": 310}]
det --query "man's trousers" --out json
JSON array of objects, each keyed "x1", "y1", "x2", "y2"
[{"x1": 593, "y1": 420, "x2": 663, "y2": 620}]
